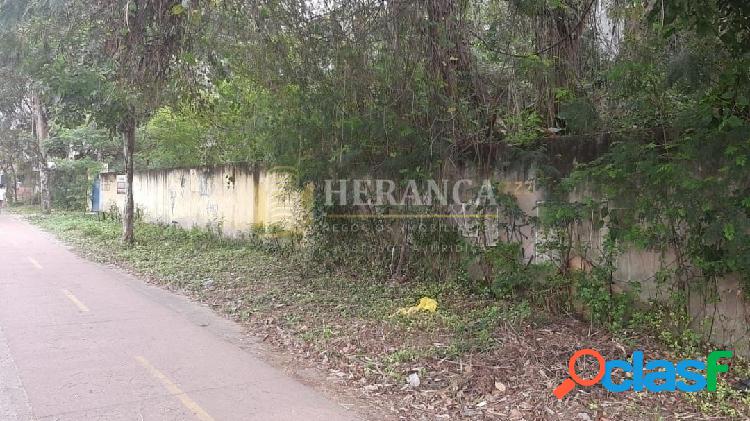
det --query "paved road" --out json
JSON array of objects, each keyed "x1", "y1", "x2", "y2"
[{"x1": 0, "y1": 214, "x2": 359, "y2": 421}]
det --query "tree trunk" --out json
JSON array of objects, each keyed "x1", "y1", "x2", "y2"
[
  {"x1": 39, "y1": 166, "x2": 51, "y2": 211},
  {"x1": 121, "y1": 112, "x2": 136, "y2": 245},
  {"x1": 31, "y1": 92, "x2": 51, "y2": 213},
  {"x1": 6, "y1": 165, "x2": 16, "y2": 202},
  {"x1": 10, "y1": 165, "x2": 17, "y2": 203}
]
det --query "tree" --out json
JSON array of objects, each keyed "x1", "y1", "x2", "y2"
[
  {"x1": 0, "y1": 112, "x2": 35, "y2": 203},
  {"x1": 0, "y1": 3, "x2": 52, "y2": 210},
  {"x1": 83, "y1": 0, "x2": 202, "y2": 244},
  {"x1": 1, "y1": 0, "x2": 203, "y2": 242},
  {"x1": 29, "y1": 91, "x2": 51, "y2": 210}
]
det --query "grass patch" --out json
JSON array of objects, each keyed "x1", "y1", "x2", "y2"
[{"x1": 20, "y1": 207, "x2": 524, "y2": 354}]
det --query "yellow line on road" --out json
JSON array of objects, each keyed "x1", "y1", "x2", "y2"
[
  {"x1": 61, "y1": 289, "x2": 90, "y2": 312},
  {"x1": 135, "y1": 356, "x2": 215, "y2": 421},
  {"x1": 27, "y1": 256, "x2": 43, "y2": 270}
]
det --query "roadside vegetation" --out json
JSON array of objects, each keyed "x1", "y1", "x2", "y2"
[
  {"x1": 2, "y1": 0, "x2": 750, "y2": 418},
  {"x1": 15, "y1": 206, "x2": 749, "y2": 420}
]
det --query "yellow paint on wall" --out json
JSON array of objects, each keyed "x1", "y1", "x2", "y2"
[{"x1": 100, "y1": 166, "x2": 303, "y2": 238}]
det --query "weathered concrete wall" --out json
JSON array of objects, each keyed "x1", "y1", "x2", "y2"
[
  {"x1": 100, "y1": 165, "x2": 301, "y2": 236},
  {"x1": 690, "y1": 276, "x2": 750, "y2": 356},
  {"x1": 99, "y1": 156, "x2": 749, "y2": 355},
  {"x1": 450, "y1": 156, "x2": 750, "y2": 356}
]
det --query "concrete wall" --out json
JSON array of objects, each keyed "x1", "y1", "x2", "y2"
[
  {"x1": 689, "y1": 276, "x2": 750, "y2": 356},
  {"x1": 99, "y1": 158, "x2": 749, "y2": 355},
  {"x1": 100, "y1": 165, "x2": 301, "y2": 237},
  {"x1": 451, "y1": 160, "x2": 750, "y2": 356}
]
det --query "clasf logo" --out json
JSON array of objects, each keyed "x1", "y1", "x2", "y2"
[{"x1": 553, "y1": 349, "x2": 733, "y2": 399}]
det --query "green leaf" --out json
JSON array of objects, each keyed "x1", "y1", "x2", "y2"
[
  {"x1": 723, "y1": 223, "x2": 736, "y2": 241},
  {"x1": 721, "y1": 115, "x2": 744, "y2": 130},
  {"x1": 724, "y1": 145, "x2": 738, "y2": 156},
  {"x1": 171, "y1": 4, "x2": 185, "y2": 15}
]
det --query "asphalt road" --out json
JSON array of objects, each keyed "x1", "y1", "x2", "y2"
[{"x1": 0, "y1": 213, "x2": 359, "y2": 421}]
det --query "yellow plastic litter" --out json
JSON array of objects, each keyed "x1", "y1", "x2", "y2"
[{"x1": 398, "y1": 297, "x2": 438, "y2": 315}]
